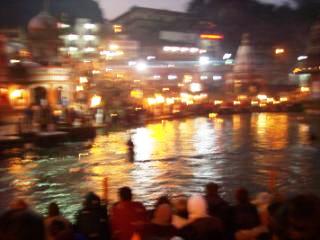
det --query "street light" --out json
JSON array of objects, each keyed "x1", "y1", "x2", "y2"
[
  {"x1": 190, "y1": 83, "x2": 202, "y2": 93},
  {"x1": 90, "y1": 95, "x2": 102, "y2": 108},
  {"x1": 199, "y1": 56, "x2": 210, "y2": 65},
  {"x1": 135, "y1": 61, "x2": 148, "y2": 72},
  {"x1": 275, "y1": 48, "x2": 285, "y2": 55}
]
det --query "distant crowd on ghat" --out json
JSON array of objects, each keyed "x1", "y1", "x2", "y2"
[{"x1": 0, "y1": 182, "x2": 320, "y2": 240}]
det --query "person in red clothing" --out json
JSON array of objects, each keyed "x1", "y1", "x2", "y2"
[{"x1": 111, "y1": 187, "x2": 147, "y2": 240}]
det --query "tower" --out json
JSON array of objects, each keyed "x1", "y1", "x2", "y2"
[
  {"x1": 226, "y1": 33, "x2": 264, "y2": 95},
  {"x1": 27, "y1": 0, "x2": 60, "y2": 65}
]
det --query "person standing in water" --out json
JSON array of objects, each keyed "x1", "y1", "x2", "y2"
[{"x1": 127, "y1": 136, "x2": 135, "y2": 162}]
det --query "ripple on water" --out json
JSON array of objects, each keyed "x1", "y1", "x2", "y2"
[{"x1": 0, "y1": 114, "x2": 320, "y2": 221}]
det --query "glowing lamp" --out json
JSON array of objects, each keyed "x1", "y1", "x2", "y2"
[
  {"x1": 130, "y1": 90, "x2": 143, "y2": 99},
  {"x1": 209, "y1": 113, "x2": 218, "y2": 119},
  {"x1": 90, "y1": 95, "x2": 102, "y2": 108},
  {"x1": 300, "y1": 87, "x2": 310, "y2": 93},
  {"x1": 10, "y1": 89, "x2": 23, "y2": 99},
  {"x1": 199, "y1": 56, "x2": 210, "y2": 65},
  {"x1": 84, "y1": 23, "x2": 96, "y2": 30},
  {"x1": 76, "y1": 85, "x2": 84, "y2": 92},
  {"x1": 147, "y1": 98, "x2": 157, "y2": 105},
  {"x1": 280, "y1": 97, "x2": 288, "y2": 102},
  {"x1": 257, "y1": 94, "x2": 268, "y2": 101},
  {"x1": 214, "y1": 100, "x2": 223, "y2": 105},
  {"x1": 190, "y1": 83, "x2": 202, "y2": 93},
  {"x1": 80, "y1": 77, "x2": 88, "y2": 84},
  {"x1": 251, "y1": 100, "x2": 259, "y2": 106},
  {"x1": 275, "y1": 48, "x2": 285, "y2": 55},
  {"x1": 109, "y1": 44, "x2": 119, "y2": 50},
  {"x1": 135, "y1": 62, "x2": 148, "y2": 72},
  {"x1": 200, "y1": 34, "x2": 224, "y2": 40},
  {"x1": 155, "y1": 94, "x2": 165, "y2": 104},
  {"x1": 166, "y1": 98, "x2": 175, "y2": 105}
]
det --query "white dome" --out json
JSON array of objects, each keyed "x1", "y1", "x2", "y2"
[{"x1": 28, "y1": 11, "x2": 57, "y2": 33}]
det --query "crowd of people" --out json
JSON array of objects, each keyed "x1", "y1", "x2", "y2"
[{"x1": 0, "y1": 183, "x2": 319, "y2": 240}]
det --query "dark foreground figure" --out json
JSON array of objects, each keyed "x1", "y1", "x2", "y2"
[{"x1": 0, "y1": 183, "x2": 320, "y2": 240}]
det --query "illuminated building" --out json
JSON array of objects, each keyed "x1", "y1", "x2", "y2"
[
  {"x1": 59, "y1": 19, "x2": 101, "y2": 59},
  {"x1": 226, "y1": 34, "x2": 265, "y2": 95},
  {"x1": 0, "y1": 11, "x2": 74, "y2": 113},
  {"x1": 28, "y1": 10, "x2": 60, "y2": 65},
  {"x1": 111, "y1": 7, "x2": 198, "y2": 45},
  {"x1": 293, "y1": 18, "x2": 320, "y2": 111}
]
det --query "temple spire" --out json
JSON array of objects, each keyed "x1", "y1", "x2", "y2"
[{"x1": 43, "y1": 0, "x2": 50, "y2": 12}]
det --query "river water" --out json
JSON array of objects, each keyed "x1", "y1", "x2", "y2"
[{"x1": 0, "y1": 113, "x2": 319, "y2": 221}]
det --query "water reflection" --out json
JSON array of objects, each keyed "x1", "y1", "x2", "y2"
[{"x1": 0, "y1": 113, "x2": 319, "y2": 221}]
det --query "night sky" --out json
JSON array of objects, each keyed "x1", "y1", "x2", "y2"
[{"x1": 97, "y1": 0, "x2": 295, "y2": 19}]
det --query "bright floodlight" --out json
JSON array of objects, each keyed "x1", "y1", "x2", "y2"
[
  {"x1": 297, "y1": 56, "x2": 308, "y2": 61},
  {"x1": 90, "y1": 95, "x2": 102, "y2": 108},
  {"x1": 199, "y1": 56, "x2": 210, "y2": 65},
  {"x1": 135, "y1": 61, "x2": 148, "y2": 72},
  {"x1": 190, "y1": 83, "x2": 202, "y2": 93},
  {"x1": 223, "y1": 53, "x2": 232, "y2": 60},
  {"x1": 213, "y1": 75, "x2": 222, "y2": 81}
]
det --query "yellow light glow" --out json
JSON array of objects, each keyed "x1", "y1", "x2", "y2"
[
  {"x1": 200, "y1": 34, "x2": 224, "y2": 40},
  {"x1": 251, "y1": 100, "x2": 259, "y2": 106},
  {"x1": 190, "y1": 83, "x2": 202, "y2": 93},
  {"x1": 110, "y1": 113, "x2": 118, "y2": 117},
  {"x1": 184, "y1": 75, "x2": 193, "y2": 83},
  {"x1": 162, "y1": 88, "x2": 170, "y2": 92},
  {"x1": 300, "y1": 86, "x2": 310, "y2": 93},
  {"x1": 90, "y1": 95, "x2": 102, "y2": 108},
  {"x1": 214, "y1": 100, "x2": 223, "y2": 105},
  {"x1": 113, "y1": 25, "x2": 123, "y2": 33},
  {"x1": 233, "y1": 100, "x2": 241, "y2": 106},
  {"x1": 166, "y1": 98, "x2": 175, "y2": 105},
  {"x1": 80, "y1": 76, "x2": 88, "y2": 83},
  {"x1": 238, "y1": 95, "x2": 248, "y2": 100},
  {"x1": 257, "y1": 94, "x2": 268, "y2": 101},
  {"x1": 155, "y1": 94, "x2": 165, "y2": 104},
  {"x1": 10, "y1": 89, "x2": 23, "y2": 99},
  {"x1": 280, "y1": 97, "x2": 288, "y2": 102},
  {"x1": 147, "y1": 98, "x2": 157, "y2": 105},
  {"x1": 267, "y1": 97, "x2": 274, "y2": 103},
  {"x1": 76, "y1": 85, "x2": 84, "y2": 92},
  {"x1": 293, "y1": 68, "x2": 302, "y2": 74},
  {"x1": 109, "y1": 44, "x2": 119, "y2": 50},
  {"x1": 209, "y1": 113, "x2": 218, "y2": 118},
  {"x1": 130, "y1": 89, "x2": 143, "y2": 99},
  {"x1": 275, "y1": 48, "x2": 285, "y2": 55},
  {"x1": 0, "y1": 88, "x2": 8, "y2": 93},
  {"x1": 186, "y1": 100, "x2": 194, "y2": 105},
  {"x1": 259, "y1": 103, "x2": 267, "y2": 107}
]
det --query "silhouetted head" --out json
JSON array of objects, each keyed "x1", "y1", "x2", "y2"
[
  {"x1": 155, "y1": 195, "x2": 171, "y2": 209},
  {"x1": 173, "y1": 196, "x2": 188, "y2": 218},
  {"x1": 48, "y1": 202, "x2": 60, "y2": 217},
  {"x1": 48, "y1": 219, "x2": 67, "y2": 239},
  {"x1": 152, "y1": 204, "x2": 173, "y2": 226},
  {"x1": 9, "y1": 199, "x2": 29, "y2": 211},
  {"x1": 205, "y1": 182, "x2": 220, "y2": 197},
  {"x1": 119, "y1": 187, "x2": 132, "y2": 201},
  {"x1": 0, "y1": 209, "x2": 45, "y2": 240},
  {"x1": 84, "y1": 192, "x2": 101, "y2": 209},
  {"x1": 235, "y1": 188, "x2": 250, "y2": 205},
  {"x1": 285, "y1": 194, "x2": 320, "y2": 240}
]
